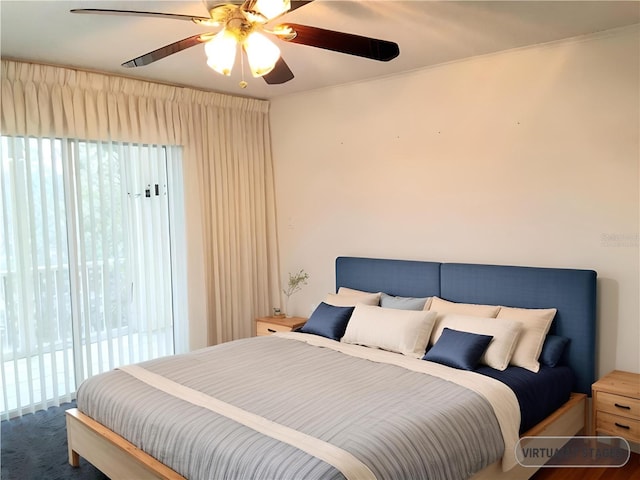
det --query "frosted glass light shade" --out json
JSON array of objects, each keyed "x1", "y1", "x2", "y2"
[
  {"x1": 205, "y1": 29, "x2": 237, "y2": 76},
  {"x1": 246, "y1": 0, "x2": 290, "y2": 21},
  {"x1": 244, "y1": 31, "x2": 281, "y2": 77}
]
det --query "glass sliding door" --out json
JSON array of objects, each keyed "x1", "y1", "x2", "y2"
[
  {"x1": 0, "y1": 136, "x2": 180, "y2": 419},
  {"x1": 0, "y1": 136, "x2": 75, "y2": 417},
  {"x1": 121, "y1": 144, "x2": 175, "y2": 365},
  {"x1": 69, "y1": 141, "x2": 176, "y2": 381}
]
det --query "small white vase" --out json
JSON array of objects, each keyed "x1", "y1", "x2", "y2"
[{"x1": 285, "y1": 296, "x2": 292, "y2": 317}]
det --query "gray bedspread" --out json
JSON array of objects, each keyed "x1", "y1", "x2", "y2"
[{"x1": 77, "y1": 334, "x2": 507, "y2": 480}]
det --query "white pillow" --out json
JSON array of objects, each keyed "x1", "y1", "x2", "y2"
[
  {"x1": 337, "y1": 287, "x2": 379, "y2": 297},
  {"x1": 430, "y1": 313, "x2": 522, "y2": 370},
  {"x1": 429, "y1": 297, "x2": 501, "y2": 317},
  {"x1": 428, "y1": 297, "x2": 501, "y2": 350},
  {"x1": 497, "y1": 306, "x2": 557, "y2": 372},
  {"x1": 324, "y1": 292, "x2": 380, "y2": 307},
  {"x1": 342, "y1": 304, "x2": 437, "y2": 358}
]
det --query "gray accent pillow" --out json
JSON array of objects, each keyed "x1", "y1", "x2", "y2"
[{"x1": 380, "y1": 292, "x2": 430, "y2": 310}]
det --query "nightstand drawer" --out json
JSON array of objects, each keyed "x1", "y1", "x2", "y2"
[
  {"x1": 257, "y1": 322, "x2": 295, "y2": 336},
  {"x1": 596, "y1": 391, "x2": 640, "y2": 420},
  {"x1": 596, "y1": 411, "x2": 640, "y2": 443}
]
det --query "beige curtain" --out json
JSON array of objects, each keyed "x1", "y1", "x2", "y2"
[{"x1": 1, "y1": 59, "x2": 280, "y2": 345}]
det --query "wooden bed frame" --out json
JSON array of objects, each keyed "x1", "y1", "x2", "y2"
[
  {"x1": 67, "y1": 256, "x2": 597, "y2": 480},
  {"x1": 66, "y1": 393, "x2": 587, "y2": 480}
]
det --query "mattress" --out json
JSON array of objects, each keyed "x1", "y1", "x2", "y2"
[
  {"x1": 77, "y1": 333, "x2": 521, "y2": 480},
  {"x1": 476, "y1": 364, "x2": 573, "y2": 433}
]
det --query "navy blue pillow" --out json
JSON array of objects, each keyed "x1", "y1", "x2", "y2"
[
  {"x1": 539, "y1": 335, "x2": 570, "y2": 367},
  {"x1": 423, "y1": 328, "x2": 493, "y2": 370},
  {"x1": 299, "y1": 302, "x2": 355, "y2": 341}
]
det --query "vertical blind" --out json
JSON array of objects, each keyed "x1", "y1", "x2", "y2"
[{"x1": 0, "y1": 135, "x2": 179, "y2": 419}]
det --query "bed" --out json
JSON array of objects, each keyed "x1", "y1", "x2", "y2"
[{"x1": 66, "y1": 256, "x2": 597, "y2": 480}]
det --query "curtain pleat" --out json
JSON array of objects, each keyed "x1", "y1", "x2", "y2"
[{"x1": 1, "y1": 60, "x2": 279, "y2": 353}]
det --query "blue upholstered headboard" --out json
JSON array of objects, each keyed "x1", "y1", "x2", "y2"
[{"x1": 335, "y1": 256, "x2": 597, "y2": 395}]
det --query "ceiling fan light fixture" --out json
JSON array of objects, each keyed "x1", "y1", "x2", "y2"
[
  {"x1": 244, "y1": 31, "x2": 281, "y2": 77},
  {"x1": 205, "y1": 28, "x2": 238, "y2": 76}
]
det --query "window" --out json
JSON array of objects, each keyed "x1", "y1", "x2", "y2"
[{"x1": 0, "y1": 136, "x2": 184, "y2": 419}]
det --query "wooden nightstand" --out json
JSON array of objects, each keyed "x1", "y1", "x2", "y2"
[
  {"x1": 592, "y1": 370, "x2": 640, "y2": 443},
  {"x1": 255, "y1": 316, "x2": 306, "y2": 336}
]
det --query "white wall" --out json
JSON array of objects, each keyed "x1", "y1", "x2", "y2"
[{"x1": 270, "y1": 26, "x2": 640, "y2": 376}]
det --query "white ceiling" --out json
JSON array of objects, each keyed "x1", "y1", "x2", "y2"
[{"x1": 2, "y1": 1, "x2": 639, "y2": 100}]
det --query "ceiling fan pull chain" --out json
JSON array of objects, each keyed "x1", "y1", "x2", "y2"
[{"x1": 239, "y1": 49, "x2": 248, "y2": 89}]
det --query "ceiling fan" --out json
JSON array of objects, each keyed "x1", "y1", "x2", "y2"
[{"x1": 71, "y1": 0, "x2": 400, "y2": 88}]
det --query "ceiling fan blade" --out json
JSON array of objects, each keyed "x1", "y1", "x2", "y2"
[
  {"x1": 70, "y1": 8, "x2": 211, "y2": 22},
  {"x1": 289, "y1": 1, "x2": 314, "y2": 13},
  {"x1": 122, "y1": 34, "x2": 210, "y2": 67},
  {"x1": 280, "y1": 23, "x2": 399, "y2": 62},
  {"x1": 263, "y1": 57, "x2": 295, "y2": 84}
]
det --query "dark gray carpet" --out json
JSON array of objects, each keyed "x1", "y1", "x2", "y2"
[{"x1": 1, "y1": 402, "x2": 109, "y2": 480}]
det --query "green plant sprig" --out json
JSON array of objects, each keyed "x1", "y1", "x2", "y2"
[{"x1": 283, "y1": 269, "x2": 309, "y2": 298}]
